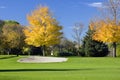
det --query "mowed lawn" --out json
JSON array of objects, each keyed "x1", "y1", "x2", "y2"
[{"x1": 0, "y1": 55, "x2": 120, "y2": 80}]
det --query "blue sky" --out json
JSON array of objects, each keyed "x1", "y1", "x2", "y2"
[{"x1": 0, "y1": 0, "x2": 105, "y2": 40}]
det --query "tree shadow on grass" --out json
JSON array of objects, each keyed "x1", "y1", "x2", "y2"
[
  {"x1": 0, "y1": 56, "x2": 17, "y2": 60},
  {"x1": 0, "y1": 68, "x2": 94, "y2": 72}
]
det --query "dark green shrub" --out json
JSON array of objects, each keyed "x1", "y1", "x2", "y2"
[
  {"x1": 78, "y1": 48, "x2": 85, "y2": 56},
  {"x1": 58, "y1": 52, "x2": 75, "y2": 57}
]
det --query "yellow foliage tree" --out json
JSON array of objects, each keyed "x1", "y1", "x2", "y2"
[
  {"x1": 90, "y1": 19, "x2": 120, "y2": 57},
  {"x1": 90, "y1": 0, "x2": 120, "y2": 57},
  {"x1": 24, "y1": 6, "x2": 62, "y2": 56},
  {"x1": 2, "y1": 22, "x2": 25, "y2": 56},
  {"x1": 90, "y1": 20, "x2": 120, "y2": 43}
]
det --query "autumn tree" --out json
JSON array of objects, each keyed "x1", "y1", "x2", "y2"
[
  {"x1": 1, "y1": 20, "x2": 25, "y2": 56},
  {"x1": 90, "y1": 0, "x2": 120, "y2": 57},
  {"x1": 24, "y1": 6, "x2": 62, "y2": 56}
]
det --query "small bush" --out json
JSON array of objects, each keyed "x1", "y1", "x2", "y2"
[{"x1": 78, "y1": 48, "x2": 85, "y2": 57}]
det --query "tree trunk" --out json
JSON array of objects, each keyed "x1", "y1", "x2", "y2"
[
  {"x1": 42, "y1": 45, "x2": 45, "y2": 56},
  {"x1": 7, "y1": 48, "x2": 11, "y2": 55},
  {"x1": 7, "y1": 51, "x2": 9, "y2": 55},
  {"x1": 113, "y1": 42, "x2": 116, "y2": 57},
  {"x1": 17, "y1": 53, "x2": 19, "y2": 57},
  {"x1": 16, "y1": 50, "x2": 19, "y2": 57},
  {"x1": 77, "y1": 47, "x2": 80, "y2": 56}
]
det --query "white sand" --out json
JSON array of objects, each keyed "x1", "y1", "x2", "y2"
[{"x1": 17, "y1": 56, "x2": 68, "y2": 63}]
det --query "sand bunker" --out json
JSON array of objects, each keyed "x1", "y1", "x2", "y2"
[{"x1": 17, "y1": 56, "x2": 68, "y2": 63}]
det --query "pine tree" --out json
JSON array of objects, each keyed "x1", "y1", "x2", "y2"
[{"x1": 81, "y1": 28, "x2": 109, "y2": 57}]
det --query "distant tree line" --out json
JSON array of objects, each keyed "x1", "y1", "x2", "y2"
[{"x1": 0, "y1": 19, "x2": 109, "y2": 57}]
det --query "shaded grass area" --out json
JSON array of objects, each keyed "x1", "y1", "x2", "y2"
[
  {"x1": 0, "y1": 55, "x2": 17, "y2": 59},
  {"x1": 0, "y1": 55, "x2": 120, "y2": 80},
  {"x1": 0, "y1": 68, "x2": 85, "y2": 72}
]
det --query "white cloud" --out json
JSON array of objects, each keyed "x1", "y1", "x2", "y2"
[
  {"x1": 0, "y1": 6, "x2": 6, "y2": 9},
  {"x1": 87, "y1": 2, "x2": 105, "y2": 8}
]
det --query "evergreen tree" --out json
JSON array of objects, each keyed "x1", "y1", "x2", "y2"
[{"x1": 81, "y1": 28, "x2": 109, "y2": 57}]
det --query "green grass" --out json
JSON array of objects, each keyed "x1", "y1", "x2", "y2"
[{"x1": 0, "y1": 55, "x2": 120, "y2": 80}]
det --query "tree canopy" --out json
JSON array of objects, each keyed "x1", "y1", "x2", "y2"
[
  {"x1": 24, "y1": 6, "x2": 62, "y2": 56},
  {"x1": 90, "y1": 19, "x2": 120, "y2": 43}
]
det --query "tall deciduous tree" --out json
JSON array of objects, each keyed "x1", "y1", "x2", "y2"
[
  {"x1": 1, "y1": 20, "x2": 25, "y2": 56},
  {"x1": 90, "y1": 0, "x2": 120, "y2": 57},
  {"x1": 72, "y1": 22, "x2": 84, "y2": 55},
  {"x1": 24, "y1": 6, "x2": 62, "y2": 56}
]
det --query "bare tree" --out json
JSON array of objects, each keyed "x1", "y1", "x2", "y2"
[
  {"x1": 99, "y1": 0, "x2": 120, "y2": 21},
  {"x1": 105, "y1": 0, "x2": 120, "y2": 57},
  {"x1": 72, "y1": 22, "x2": 84, "y2": 50}
]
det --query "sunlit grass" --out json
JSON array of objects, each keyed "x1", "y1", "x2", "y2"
[{"x1": 0, "y1": 55, "x2": 120, "y2": 80}]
